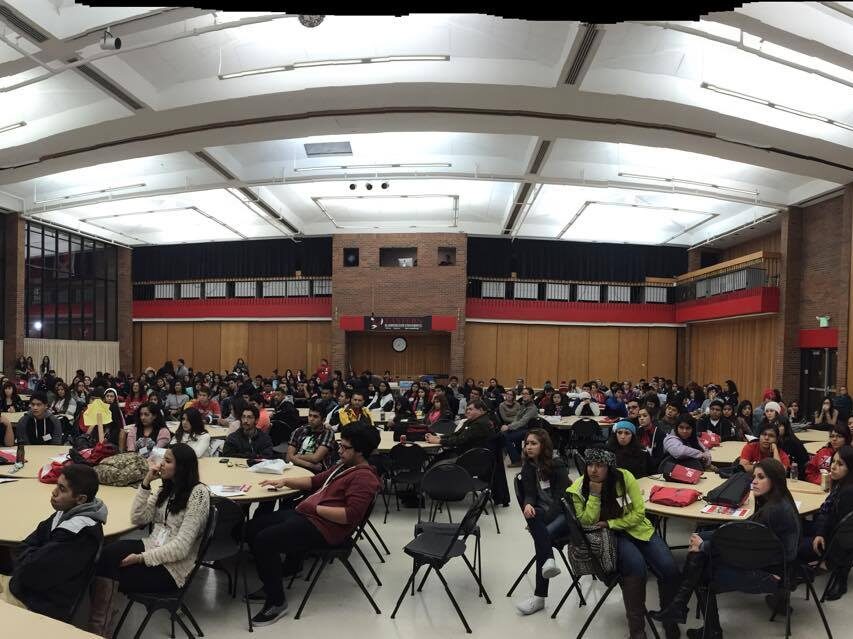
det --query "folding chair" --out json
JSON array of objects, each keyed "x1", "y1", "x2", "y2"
[
  {"x1": 113, "y1": 503, "x2": 218, "y2": 639},
  {"x1": 384, "y1": 443, "x2": 428, "y2": 523},
  {"x1": 419, "y1": 461, "x2": 475, "y2": 524},
  {"x1": 390, "y1": 490, "x2": 493, "y2": 633},
  {"x1": 456, "y1": 447, "x2": 501, "y2": 533},
  {"x1": 552, "y1": 499, "x2": 659, "y2": 639},
  {"x1": 820, "y1": 511, "x2": 853, "y2": 603},
  {"x1": 65, "y1": 539, "x2": 103, "y2": 624}
]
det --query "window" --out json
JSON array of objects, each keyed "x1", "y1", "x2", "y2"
[
  {"x1": 343, "y1": 247, "x2": 359, "y2": 267},
  {"x1": 438, "y1": 247, "x2": 456, "y2": 266},
  {"x1": 25, "y1": 222, "x2": 118, "y2": 341},
  {"x1": 379, "y1": 247, "x2": 417, "y2": 267}
]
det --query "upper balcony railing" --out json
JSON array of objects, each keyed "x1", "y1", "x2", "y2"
[
  {"x1": 673, "y1": 251, "x2": 781, "y2": 303},
  {"x1": 466, "y1": 277, "x2": 676, "y2": 304},
  {"x1": 133, "y1": 276, "x2": 332, "y2": 301}
]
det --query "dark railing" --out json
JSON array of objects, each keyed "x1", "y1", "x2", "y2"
[
  {"x1": 133, "y1": 277, "x2": 332, "y2": 301},
  {"x1": 466, "y1": 278, "x2": 676, "y2": 304},
  {"x1": 674, "y1": 251, "x2": 781, "y2": 303}
]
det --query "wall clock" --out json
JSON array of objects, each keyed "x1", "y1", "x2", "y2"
[{"x1": 392, "y1": 337, "x2": 408, "y2": 352}]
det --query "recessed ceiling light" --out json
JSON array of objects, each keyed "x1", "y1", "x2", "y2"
[
  {"x1": 0, "y1": 121, "x2": 26, "y2": 134},
  {"x1": 618, "y1": 171, "x2": 758, "y2": 196},
  {"x1": 219, "y1": 55, "x2": 449, "y2": 79},
  {"x1": 34, "y1": 182, "x2": 146, "y2": 205},
  {"x1": 293, "y1": 162, "x2": 452, "y2": 172}
]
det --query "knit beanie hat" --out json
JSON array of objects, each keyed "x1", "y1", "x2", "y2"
[
  {"x1": 612, "y1": 420, "x2": 637, "y2": 435},
  {"x1": 584, "y1": 447, "x2": 617, "y2": 468},
  {"x1": 764, "y1": 401, "x2": 781, "y2": 414}
]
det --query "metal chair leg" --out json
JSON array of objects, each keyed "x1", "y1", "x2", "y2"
[
  {"x1": 341, "y1": 558, "x2": 381, "y2": 614},
  {"x1": 461, "y1": 553, "x2": 491, "y2": 603},
  {"x1": 181, "y1": 604, "x2": 203, "y2": 636},
  {"x1": 390, "y1": 567, "x2": 419, "y2": 619},
  {"x1": 807, "y1": 581, "x2": 834, "y2": 639},
  {"x1": 366, "y1": 519, "x2": 390, "y2": 555},
  {"x1": 551, "y1": 574, "x2": 583, "y2": 618},
  {"x1": 359, "y1": 527, "x2": 385, "y2": 563},
  {"x1": 417, "y1": 565, "x2": 433, "y2": 591},
  {"x1": 353, "y1": 541, "x2": 382, "y2": 587},
  {"x1": 434, "y1": 567, "x2": 472, "y2": 634},
  {"x1": 132, "y1": 608, "x2": 156, "y2": 639},
  {"x1": 576, "y1": 583, "x2": 616, "y2": 639},
  {"x1": 174, "y1": 612, "x2": 197, "y2": 639},
  {"x1": 294, "y1": 557, "x2": 329, "y2": 619},
  {"x1": 112, "y1": 600, "x2": 133, "y2": 638}
]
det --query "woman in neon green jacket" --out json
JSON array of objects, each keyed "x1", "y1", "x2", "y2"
[{"x1": 568, "y1": 448, "x2": 679, "y2": 639}]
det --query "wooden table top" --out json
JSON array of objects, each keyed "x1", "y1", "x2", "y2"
[
  {"x1": 166, "y1": 421, "x2": 230, "y2": 440},
  {"x1": 548, "y1": 415, "x2": 615, "y2": 430},
  {"x1": 709, "y1": 441, "x2": 745, "y2": 465},
  {"x1": 0, "y1": 480, "x2": 140, "y2": 545},
  {"x1": 638, "y1": 473, "x2": 825, "y2": 523},
  {"x1": 4, "y1": 411, "x2": 26, "y2": 424},
  {"x1": 197, "y1": 457, "x2": 313, "y2": 502},
  {"x1": 334, "y1": 430, "x2": 441, "y2": 453},
  {"x1": 2, "y1": 600, "x2": 100, "y2": 636},
  {"x1": 796, "y1": 430, "x2": 833, "y2": 443},
  {"x1": 0, "y1": 445, "x2": 70, "y2": 479},
  {"x1": 806, "y1": 440, "x2": 829, "y2": 455},
  {"x1": 297, "y1": 407, "x2": 396, "y2": 422}
]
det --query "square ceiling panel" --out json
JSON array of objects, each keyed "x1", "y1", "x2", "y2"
[
  {"x1": 315, "y1": 194, "x2": 457, "y2": 229},
  {"x1": 565, "y1": 202, "x2": 713, "y2": 245},
  {"x1": 81, "y1": 208, "x2": 239, "y2": 244}
]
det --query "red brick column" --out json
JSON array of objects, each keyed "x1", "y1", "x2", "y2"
[
  {"x1": 2, "y1": 214, "x2": 24, "y2": 376},
  {"x1": 774, "y1": 207, "x2": 803, "y2": 400},
  {"x1": 117, "y1": 246, "x2": 133, "y2": 373}
]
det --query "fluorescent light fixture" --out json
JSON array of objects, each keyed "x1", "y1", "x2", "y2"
[
  {"x1": 226, "y1": 187, "x2": 252, "y2": 202},
  {"x1": 293, "y1": 162, "x2": 452, "y2": 173},
  {"x1": 34, "y1": 183, "x2": 146, "y2": 205},
  {"x1": 0, "y1": 121, "x2": 25, "y2": 134},
  {"x1": 618, "y1": 172, "x2": 758, "y2": 196},
  {"x1": 701, "y1": 82, "x2": 853, "y2": 133},
  {"x1": 219, "y1": 55, "x2": 449, "y2": 79}
]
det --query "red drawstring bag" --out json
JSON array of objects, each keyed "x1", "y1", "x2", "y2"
[
  {"x1": 699, "y1": 432, "x2": 721, "y2": 449},
  {"x1": 39, "y1": 460, "x2": 70, "y2": 484},
  {"x1": 0, "y1": 451, "x2": 15, "y2": 464},
  {"x1": 76, "y1": 441, "x2": 119, "y2": 465},
  {"x1": 649, "y1": 485, "x2": 702, "y2": 507}
]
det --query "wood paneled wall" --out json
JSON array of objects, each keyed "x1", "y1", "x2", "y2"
[
  {"x1": 721, "y1": 231, "x2": 781, "y2": 261},
  {"x1": 132, "y1": 321, "x2": 331, "y2": 377},
  {"x1": 464, "y1": 322, "x2": 677, "y2": 385},
  {"x1": 347, "y1": 333, "x2": 450, "y2": 379},
  {"x1": 686, "y1": 316, "x2": 777, "y2": 407}
]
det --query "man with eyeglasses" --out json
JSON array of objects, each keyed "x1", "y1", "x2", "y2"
[
  {"x1": 626, "y1": 399, "x2": 641, "y2": 426},
  {"x1": 246, "y1": 422, "x2": 381, "y2": 626}
]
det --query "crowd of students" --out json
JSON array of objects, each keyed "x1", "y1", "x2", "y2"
[{"x1": 4, "y1": 359, "x2": 853, "y2": 637}]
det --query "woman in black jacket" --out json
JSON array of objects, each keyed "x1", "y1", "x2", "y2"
[
  {"x1": 606, "y1": 420, "x2": 651, "y2": 478},
  {"x1": 777, "y1": 421, "x2": 810, "y2": 480},
  {"x1": 800, "y1": 444, "x2": 853, "y2": 600},
  {"x1": 515, "y1": 428, "x2": 571, "y2": 616}
]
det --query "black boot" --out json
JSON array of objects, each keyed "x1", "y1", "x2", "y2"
[
  {"x1": 621, "y1": 575, "x2": 649, "y2": 639},
  {"x1": 686, "y1": 588, "x2": 723, "y2": 639},
  {"x1": 650, "y1": 552, "x2": 707, "y2": 625},
  {"x1": 824, "y1": 567, "x2": 850, "y2": 601}
]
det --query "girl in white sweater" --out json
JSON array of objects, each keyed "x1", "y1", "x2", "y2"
[{"x1": 170, "y1": 407, "x2": 212, "y2": 458}]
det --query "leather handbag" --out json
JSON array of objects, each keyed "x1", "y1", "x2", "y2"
[
  {"x1": 699, "y1": 432, "x2": 721, "y2": 449},
  {"x1": 649, "y1": 485, "x2": 701, "y2": 507},
  {"x1": 658, "y1": 459, "x2": 703, "y2": 484},
  {"x1": 706, "y1": 472, "x2": 752, "y2": 507}
]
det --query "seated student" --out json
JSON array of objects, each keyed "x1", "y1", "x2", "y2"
[
  {"x1": 574, "y1": 391, "x2": 600, "y2": 416},
  {"x1": 498, "y1": 389, "x2": 522, "y2": 424},
  {"x1": 805, "y1": 423, "x2": 852, "y2": 485},
  {"x1": 247, "y1": 394, "x2": 271, "y2": 432},
  {"x1": 367, "y1": 380, "x2": 394, "y2": 412},
  {"x1": 787, "y1": 400, "x2": 808, "y2": 427},
  {"x1": 338, "y1": 390, "x2": 374, "y2": 429},
  {"x1": 123, "y1": 381, "x2": 148, "y2": 424},
  {"x1": 0, "y1": 464, "x2": 106, "y2": 620},
  {"x1": 186, "y1": 385, "x2": 221, "y2": 424},
  {"x1": 500, "y1": 387, "x2": 539, "y2": 467},
  {"x1": 132, "y1": 402, "x2": 171, "y2": 457},
  {"x1": 49, "y1": 381, "x2": 79, "y2": 429},
  {"x1": 286, "y1": 407, "x2": 336, "y2": 472},
  {"x1": 637, "y1": 407, "x2": 669, "y2": 471},
  {"x1": 514, "y1": 428, "x2": 571, "y2": 616},
  {"x1": 78, "y1": 389, "x2": 128, "y2": 452},
  {"x1": 814, "y1": 395, "x2": 839, "y2": 431},
  {"x1": 696, "y1": 400, "x2": 737, "y2": 441},
  {"x1": 773, "y1": 420, "x2": 809, "y2": 480},
  {"x1": 800, "y1": 445, "x2": 853, "y2": 600},
  {"x1": 607, "y1": 420, "x2": 651, "y2": 479},
  {"x1": 658, "y1": 401, "x2": 683, "y2": 432},
  {"x1": 164, "y1": 380, "x2": 190, "y2": 420},
  {"x1": 246, "y1": 422, "x2": 382, "y2": 626},
  {"x1": 662, "y1": 417, "x2": 712, "y2": 471},
  {"x1": 326, "y1": 390, "x2": 350, "y2": 430},
  {"x1": 604, "y1": 389, "x2": 628, "y2": 419},
  {"x1": 425, "y1": 393, "x2": 453, "y2": 425},
  {"x1": 538, "y1": 391, "x2": 565, "y2": 418},
  {"x1": 103, "y1": 388, "x2": 126, "y2": 428},
  {"x1": 1, "y1": 380, "x2": 26, "y2": 413},
  {"x1": 739, "y1": 423, "x2": 790, "y2": 474},
  {"x1": 218, "y1": 397, "x2": 248, "y2": 433},
  {"x1": 652, "y1": 459, "x2": 800, "y2": 639},
  {"x1": 16, "y1": 392, "x2": 63, "y2": 445},
  {"x1": 222, "y1": 404, "x2": 275, "y2": 459},
  {"x1": 425, "y1": 399, "x2": 493, "y2": 455},
  {"x1": 169, "y1": 407, "x2": 211, "y2": 458},
  {"x1": 89, "y1": 444, "x2": 210, "y2": 636},
  {"x1": 313, "y1": 385, "x2": 338, "y2": 420},
  {"x1": 569, "y1": 448, "x2": 679, "y2": 639},
  {"x1": 752, "y1": 399, "x2": 788, "y2": 437}
]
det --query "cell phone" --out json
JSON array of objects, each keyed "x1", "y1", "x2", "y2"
[{"x1": 219, "y1": 458, "x2": 229, "y2": 464}]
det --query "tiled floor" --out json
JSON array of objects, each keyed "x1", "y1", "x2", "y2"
[{"x1": 89, "y1": 466, "x2": 846, "y2": 639}]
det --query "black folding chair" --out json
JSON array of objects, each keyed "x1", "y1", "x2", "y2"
[
  {"x1": 505, "y1": 475, "x2": 585, "y2": 607},
  {"x1": 705, "y1": 521, "x2": 830, "y2": 639},
  {"x1": 384, "y1": 443, "x2": 428, "y2": 522},
  {"x1": 573, "y1": 451, "x2": 586, "y2": 478},
  {"x1": 419, "y1": 461, "x2": 475, "y2": 524},
  {"x1": 820, "y1": 511, "x2": 853, "y2": 603},
  {"x1": 571, "y1": 418, "x2": 605, "y2": 458},
  {"x1": 552, "y1": 499, "x2": 659, "y2": 639},
  {"x1": 65, "y1": 539, "x2": 103, "y2": 624},
  {"x1": 431, "y1": 419, "x2": 457, "y2": 436},
  {"x1": 456, "y1": 447, "x2": 501, "y2": 533},
  {"x1": 287, "y1": 496, "x2": 383, "y2": 620},
  {"x1": 391, "y1": 490, "x2": 493, "y2": 634},
  {"x1": 113, "y1": 502, "x2": 218, "y2": 639}
]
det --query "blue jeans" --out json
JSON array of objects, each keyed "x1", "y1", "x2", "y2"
[
  {"x1": 502, "y1": 428, "x2": 528, "y2": 462},
  {"x1": 616, "y1": 532, "x2": 679, "y2": 583},
  {"x1": 527, "y1": 513, "x2": 569, "y2": 596},
  {"x1": 698, "y1": 532, "x2": 780, "y2": 594}
]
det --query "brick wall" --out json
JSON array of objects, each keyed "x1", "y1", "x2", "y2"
[
  {"x1": 775, "y1": 207, "x2": 803, "y2": 400},
  {"x1": 331, "y1": 233, "x2": 467, "y2": 377},
  {"x1": 2, "y1": 214, "x2": 24, "y2": 375},
  {"x1": 117, "y1": 246, "x2": 133, "y2": 373}
]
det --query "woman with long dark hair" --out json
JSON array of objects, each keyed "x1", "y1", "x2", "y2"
[
  {"x1": 367, "y1": 380, "x2": 394, "y2": 412},
  {"x1": 662, "y1": 417, "x2": 712, "y2": 470},
  {"x1": 426, "y1": 393, "x2": 452, "y2": 425},
  {"x1": 89, "y1": 443, "x2": 210, "y2": 635},
  {"x1": 800, "y1": 445, "x2": 853, "y2": 600},
  {"x1": 814, "y1": 395, "x2": 839, "y2": 430},
  {"x1": 607, "y1": 420, "x2": 651, "y2": 479},
  {"x1": 569, "y1": 448, "x2": 679, "y2": 639},
  {"x1": 805, "y1": 423, "x2": 852, "y2": 484},
  {"x1": 721, "y1": 379, "x2": 739, "y2": 408},
  {"x1": 1, "y1": 381, "x2": 25, "y2": 413},
  {"x1": 132, "y1": 402, "x2": 171, "y2": 457},
  {"x1": 652, "y1": 458, "x2": 800, "y2": 638},
  {"x1": 123, "y1": 380, "x2": 148, "y2": 424},
  {"x1": 50, "y1": 381, "x2": 78, "y2": 425},
  {"x1": 170, "y1": 407, "x2": 211, "y2": 458},
  {"x1": 514, "y1": 428, "x2": 570, "y2": 615},
  {"x1": 39, "y1": 355, "x2": 51, "y2": 377},
  {"x1": 734, "y1": 400, "x2": 753, "y2": 440},
  {"x1": 165, "y1": 380, "x2": 190, "y2": 420}
]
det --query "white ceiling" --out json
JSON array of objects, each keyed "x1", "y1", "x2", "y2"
[{"x1": 0, "y1": 3, "x2": 851, "y2": 247}]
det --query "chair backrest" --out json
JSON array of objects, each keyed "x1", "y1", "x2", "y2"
[
  {"x1": 436, "y1": 489, "x2": 492, "y2": 562},
  {"x1": 431, "y1": 419, "x2": 456, "y2": 436},
  {"x1": 207, "y1": 496, "x2": 246, "y2": 548},
  {"x1": 421, "y1": 462, "x2": 475, "y2": 503},
  {"x1": 559, "y1": 497, "x2": 610, "y2": 580},
  {"x1": 390, "y1": 442, "x2": 428, "y2": 472},
  {"x1": 708, "y1": 521, "x2": 785, "y2": 573},
  {"x1": 573, "y1": 451, "x2": 586, "y2": 476},
  {"x1": 456, "y1": 447, "x2": 494, "y2": 483},
  {"x1": 824, "y1": 511, "x2": 853, "y2": 569},
  {"x1": 512, "y1": 473, "x2": 524, "y2": 509},
  {"x1": 176, "y1": 499, "x2": 219, "y2": 602},
  {"x1": 573, "y1": 419, "x2": 602, "y2": 440},
  {"x1": 66, "y1": 537, "x2": 103, "y2": 622}
]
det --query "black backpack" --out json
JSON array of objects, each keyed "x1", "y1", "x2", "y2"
[{"x1": 705, "y1": 472, "x2": 752, "y2": 508}]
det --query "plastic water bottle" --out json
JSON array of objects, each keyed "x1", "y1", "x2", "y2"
[{"x1": 790, "y1": 461, "x2": 798, "y2": 482}]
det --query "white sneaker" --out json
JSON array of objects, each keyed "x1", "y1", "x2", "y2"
[
  {"x1": 541, "y1": 558, "x2": 561, "y2": 579},
  {"x1": 515, "y1": 595, "x2": 545, "y2": 615}
]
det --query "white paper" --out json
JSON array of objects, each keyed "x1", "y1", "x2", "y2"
[
  {"x1": 745, "y1": 435, "x2": 758, "y2": 442},
  {"x1": 0, "y1": 478, "x2": 19, "y2": 484},
  {"x1": 248, "y1": 459, "x2": 293, "y2": 474},
  {"x1": 209, "y1": 484, "x2": 247, "y2": 497}
]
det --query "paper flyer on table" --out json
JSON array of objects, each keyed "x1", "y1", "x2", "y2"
[
  {"x1": 210, "y1": 484, "x2": 249, "y2": 497},
  {"x1": 700, "y1": 504, "x2": 750, "y2": 518}
]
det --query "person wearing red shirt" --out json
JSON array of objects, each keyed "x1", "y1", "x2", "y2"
[
  {"x1": 739, "y1": 423, "x2": 790, "y2": 473},
  {"x1": 246, "y1": 422, "x2": 381, "y2": 626},
  {"x1": 187, "y1": 386, "x2": 220, "y2": 424},
  {"x1": 805, "y1": 424, "x2": 851, "y2": 484},
  {"x1": 315, "y1": 359, "x2": 331, "y2": 384}
]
